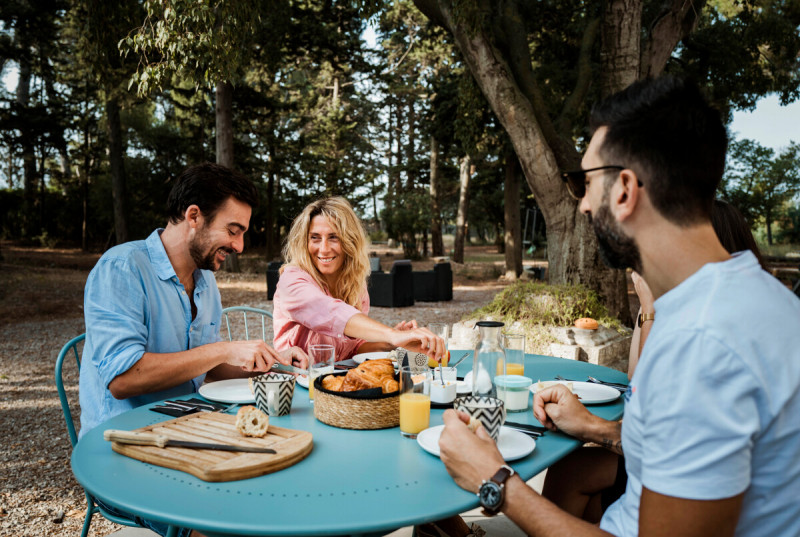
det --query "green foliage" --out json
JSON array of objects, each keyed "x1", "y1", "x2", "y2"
[
  {"x1": 720, "y1": 139, "x2": 800, "y2": 244},
  {"x1": 465, "y1": 280, "x2": 625, "y2": 354},
  {"x1": 381, "y1": 187, "x2": 431, "y2": 258},
  {"x1": 469, "y1": 281, "x2": 622, "y2": 329},
  {"x1": 776, "y1": 204, "x2": 800, "y2": 244},
  {"x1": 676, "y1": 0, "x2": 800, "y2": 118},
  {"x1": 119, "y1": 0, "x2": 286, "y2": 94}
]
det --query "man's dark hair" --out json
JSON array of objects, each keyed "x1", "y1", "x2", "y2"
[
  {"x1": 166, "y1": 162, "x2": 259, "y2": 224},
  {"x1": 589, "y1": 76, "x2": 728, "y2": 225}
]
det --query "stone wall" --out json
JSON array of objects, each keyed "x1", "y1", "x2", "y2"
[{"x1": 548, "y1": 326, "x2": 631, "y2": 373}]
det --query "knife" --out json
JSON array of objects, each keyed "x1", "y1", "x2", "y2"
[
  {"x1": 104, "y1": 430, "x2": 277, "y2": 453},
  {"x1": 270, "y1": 363, "x2": 307, "y2": 376},
  {"x1": 504, "y1": 421, "x2": 548, "y2": 436}
]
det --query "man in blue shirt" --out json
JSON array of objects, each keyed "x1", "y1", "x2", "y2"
[
  {"x1": 438, "y1": 77, "x2": 800, "y2": 537},
  {"x1": 80, "y1": 163, "x2": 307, "y2": 438}
]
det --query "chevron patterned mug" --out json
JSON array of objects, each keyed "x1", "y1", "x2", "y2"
[
  {"x1": 253, "y1": 373, "x2": 296, "y2": 416},
  {"x1": 454, "y1": 395, "x2": 506, "y2": 441}
]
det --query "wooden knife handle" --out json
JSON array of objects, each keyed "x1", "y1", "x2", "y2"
[{"x1": 104, "y1": 429, "x2": 169, "y2": 448}]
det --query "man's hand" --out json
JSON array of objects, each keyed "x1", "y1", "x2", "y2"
[
  {"x1": 532, "y1": 384, "x2": 596, "y2": 438},
  {"x1": 438, "y1": 409, "x2": 506, "y2": 493},
  {"x1": 224, "y1": 340, "x2": 289, "y2": 372}
]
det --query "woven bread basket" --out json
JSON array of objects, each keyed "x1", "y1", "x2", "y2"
[{"x1": 313, "y1": 373, "x2": 399, "y2": 430}]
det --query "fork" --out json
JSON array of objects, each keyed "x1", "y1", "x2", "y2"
[
  {"x1": 555, "y1": 375, "x2": 627, "y2": 391},
  {"x1": 587, "y1": 376, "x2": 628, "y2": 390}
]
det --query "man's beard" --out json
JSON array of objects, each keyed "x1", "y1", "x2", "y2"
[
  {"x1": 590, "y1": 201, "x2": 642, "y2": 272},
  {"x1": 189, "y1": 231, "x2": 233, "y2": 271}
]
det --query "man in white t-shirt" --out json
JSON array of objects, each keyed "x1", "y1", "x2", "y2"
[{"x1": 438, "y1": 76, "x2": 800, "y2": 536}]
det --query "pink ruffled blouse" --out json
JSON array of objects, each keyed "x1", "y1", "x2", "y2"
[{"x1": 272, "y1": 265, "x2": 369, "y2": 361}]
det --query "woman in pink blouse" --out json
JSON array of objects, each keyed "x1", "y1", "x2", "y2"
[{"x1": 272, "y1": 197, "x2": 445, "y2": 361}]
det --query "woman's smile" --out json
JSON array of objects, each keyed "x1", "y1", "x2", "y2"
[{"x1": 308, "y1": 215, "x2": 345, "y2": 284}]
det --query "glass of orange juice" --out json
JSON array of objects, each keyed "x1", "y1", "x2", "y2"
[
  {"x1": 427, "y1": 323, "x2": 449, "y2": 368},
  {"x1": 308, "y1": 344, "x2": 335, "y2": 402},
  {"x1": 399, "y1": 366, "x2": 431, "y2": 438},
  {"x1": 499, "y1": 334, "x2": 526, "y2": 377}
]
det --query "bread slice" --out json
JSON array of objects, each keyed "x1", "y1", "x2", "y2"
[
  {"x1": 235, "y1": 405, "x2": 269, "y2": 437},
  {"x1": 535, "y1": 380, "x2": 574, "y2": 392}
]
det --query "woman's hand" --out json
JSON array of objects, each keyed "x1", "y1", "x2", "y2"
[
  {"x1": 631, "y1": 271, "x2": 654, "y2": 313},
  {"x1": 389, "y1": 326, "x2": 445, "y2": 360},
  {"x1": 393, "y1": 320, "x2": 418, "y2": 331}
]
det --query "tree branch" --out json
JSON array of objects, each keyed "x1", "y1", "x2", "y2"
[
  {"x1": 556, "y1": 17, "x2": 600, "y2": 135},
  {"x1": 494, "y1": 0, "x2": 579, "y2": 169},
  {"x1": 641, "y1": 0, "x2": 707, "y2": 77}
]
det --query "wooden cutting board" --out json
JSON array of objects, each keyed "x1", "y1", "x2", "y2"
[{"x1": 107, "y1": 412, "x2": 313, "y2": 482}]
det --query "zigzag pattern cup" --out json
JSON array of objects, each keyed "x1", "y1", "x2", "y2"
[
  {"x1": 454, "y1": 395, "x2": 506, "y2": 441},
  {"x1": 253, "y1": 373, "x2": 296, "y2": 416}
]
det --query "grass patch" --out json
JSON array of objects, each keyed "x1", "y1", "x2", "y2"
[{"x1": 463, "y1": 281, "x2": 625, "y2": 354}]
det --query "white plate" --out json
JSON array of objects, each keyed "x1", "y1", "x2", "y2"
[
  {"x1": 456, "y1": 380, "x2": 472, "y2": 394},
  {"x1": 352, "y1": 351, "x2": 391, "y2": 364},
  {"x1": 417, "y1": 425, "x2": 536, "y2": 461},
  {"x1": 529, "y1": 381, "x2": 620, "y2": 405},
  {"x1": 297, "y1": 375, "x2": 309, "y2": 389},
  {"x1": 198, "y1": 378, "x2": 254, "y2": 404}
]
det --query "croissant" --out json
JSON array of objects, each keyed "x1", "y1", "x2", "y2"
[
  {"x1": 381, "y1": 377, "x2": 399, "y2": 394},
  {"x1": 324, "y1": 358, "x2": 399, "y2": 394},
  {"x1": 358, "y1": 359, "x2": 394, "y2": 377},
  {"x1": 322, "y1": 375, "x2": 345, "y2": 392},
  {"x1": 341, "y1": 369, "x2": 376, "y2": 391}
]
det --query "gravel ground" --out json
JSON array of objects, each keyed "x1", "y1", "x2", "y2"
[{"x1": 0, "y1": 252, "x2": 505, "y2": 537}]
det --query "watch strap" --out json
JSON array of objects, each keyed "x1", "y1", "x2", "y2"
[
  {"x1": 479, "y1": 465, "x2": 515, "y2": 516},
  {"x1": 637, "y1": 312, "x2": 655, "y2": 328}
]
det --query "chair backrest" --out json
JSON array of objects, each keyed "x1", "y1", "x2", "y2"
[
  {"x1": 391, "y1": 259, "x2": 412, "y2": 274},
  {"x1": 55, "y1": 333, "x2": 143, "y2": 534},
  {"x1": 55, "y1": 334, "x2": 86, "y2": 448},
  {"x1": 369, "y1": 257, "x2": 382, "y2": 272},
  {"x1": 221, "y1": 306, "x2": 273, "y2": 342}
]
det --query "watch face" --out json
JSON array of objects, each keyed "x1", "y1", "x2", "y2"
[{"x1": 480, "y1": 482, "x2": 503, "y2": 510}]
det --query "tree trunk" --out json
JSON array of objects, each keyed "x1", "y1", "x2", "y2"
[
  {"x1": 405, "y1": 99, "x2": 416, "y2": 190},
  {"x1": 216, "y1": 81, "x2": 240, "y2": 272},
  {"x1": 106, "y1": 97, "x2": 129, "y2": 245},
  {"x1": 766, "y1": 209, "x2": 773, "y2": 245},
  {"x1": 600, "y1": 0, "x2": 642, "y2": 96},
  {"x1": 44, "y1": 76, "x2": 71, "y2": 181},
  {"x1": 413, "y1": 0, "x2": 632, "y2": 322},
  {"x1": 266, "y1": 166, "x2": 277, "y2": 259},
  {"x1": 16, "y1": 50, "x2": 38, "y2": 236},
  {"x1": 81, "y1": 84, "x2": 91, "y2": 251},
  {"x1": 453, "y1": 156, "x2": 472, "y2": 264},
  {"x1": 216, "y1": 81, "x2": 235, "y2": 168},
  {"x1": 429, "y1": 136, "x2": 444, "y2": 256},
  {"x1": 504, "y1": 150, "x2": 523, "y2": 279}
]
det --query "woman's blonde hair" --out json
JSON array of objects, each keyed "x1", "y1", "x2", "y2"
[{"x1": 282, "y1": 197, "x2": 370, "y2": 307}]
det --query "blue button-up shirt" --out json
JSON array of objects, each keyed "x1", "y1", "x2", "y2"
[{"x1": 78, "y1": 229, "x2": 222, "y2": 438}]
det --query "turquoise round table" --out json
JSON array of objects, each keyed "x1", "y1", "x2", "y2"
[{"x1": 71, "y1": 354, "x2": 626, "y2": 537}]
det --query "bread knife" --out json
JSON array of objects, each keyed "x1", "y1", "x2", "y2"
[{"x1": 104, "y1": 430, "x2": 276, "y2": 453}]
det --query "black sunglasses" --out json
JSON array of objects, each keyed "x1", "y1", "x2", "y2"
[{"x1": 561, "y1": 166, "x2": 626, "y2": 200}]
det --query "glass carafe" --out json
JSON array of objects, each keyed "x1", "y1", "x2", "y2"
[{"x1": 472, "y1": 321, "x2": 506, "y2": 397}]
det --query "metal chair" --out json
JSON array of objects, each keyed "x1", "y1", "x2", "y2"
[
  {"x1": 221, "y1": 306, "x2": 273, "y2": 342},
  {"x1": 55, "y1": 334, "x2": 143, "y2": 537}
]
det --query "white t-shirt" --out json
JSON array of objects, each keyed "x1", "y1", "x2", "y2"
[{"x1": 601, "y1": 252, "x2": 800, "y2": 536}]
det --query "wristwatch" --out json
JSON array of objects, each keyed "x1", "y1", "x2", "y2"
[
  {"x1": 478, "y1": 465, "x2": 515, "y2": 516},
  {"x1": 637, "y1": 312, "x2": 655, "y2": 328}
]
